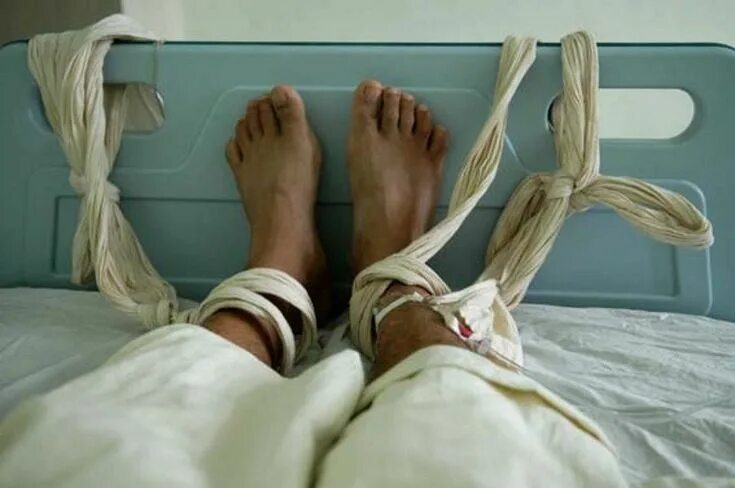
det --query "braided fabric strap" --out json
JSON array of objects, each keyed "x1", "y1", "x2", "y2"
[
  {"x1": 351, "y1": 31, "x2": 714, "y2": 367},
  {"x1": 28, "y1": 15, "x2": 178, "y2": 327},
  {"x1": 181, "y1": 268, "x2": 317, "y2": 373},
  {"x1": 28, "y1": 14, "x2": 319, "y2": 370},
  {"x1": 481, "y1": 31, "x2": 714, "y2": 308},
  {"x1": 350, "y1": 37, "x2": 537, "y2": 362}
]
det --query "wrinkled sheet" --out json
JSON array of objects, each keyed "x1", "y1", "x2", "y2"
[
  {"x1": 0, "y1": 288, "x2": 142, "y2": 417},
  {"x1": 0, "y1": 288, "x2": 733, "y2": 484},
  {"x1": 514, "y1": 305, "x2": 735, "y2": 484}
]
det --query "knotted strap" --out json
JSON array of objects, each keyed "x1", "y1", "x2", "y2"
[
  {"x1": 182, "y1": 268, "x2": 317, "y2": 373},
  {"x1": 28, "y1": 15, "x2": 317, "y2": 373},
  {"x1": 481, "y1": 32, "x2": 713, "y2": 308},
  {"x1": 351, "y1": 32, "x2": 713, "y2": 365},
  {"x1": 350, "y1": 37, "x2": 537, "y2": 361}
]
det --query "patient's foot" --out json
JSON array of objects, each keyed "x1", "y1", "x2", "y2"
[
  {"x1": 348, "y1": 80, "x2": 460, "y2": 377},
  {"x1": 348, "y1": 80, "x2": 448, "y2": 272},
  {"x1": 226, "y1": 85, "x2": 326, "y2": 289},
  {"x1": 214, "y1": 85, "x2": 327, "y2": 368}
]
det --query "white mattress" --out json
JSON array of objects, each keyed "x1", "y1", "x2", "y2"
[{"x1": 0, "y1": 288, "x2": 733, "y2": 484}]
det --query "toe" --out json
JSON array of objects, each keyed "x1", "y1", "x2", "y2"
[
  {"x1": 415, "y1": 104, "x2": 433, "y2": 142},
  {"x1": 226, "y1": 137, "x2": 242, "y2": 168},
  {"x1": 351, "y1": 79, "x2": 383, "y2": 130},
  {"x1": 428, "y1": 125, "x2": 449, "y2": 160},
  {"x1": 235, "y1": 117, "x2": 250, "y2": 153},
  {"x1": 381, "y1": 87, "x2": 401, "y2": 133},
  {"x1": 271, "y1": 85, "x2": 307, "y2": 134},
  {"x1": 399, "y1": 93, "x2": 415, "y2": 134},
  {"x1": 259, "y1": 97, "x2": 278, "y2": 136},
  {"x1": 246, "y1": 100, "x2": 262, "y2": 138}
]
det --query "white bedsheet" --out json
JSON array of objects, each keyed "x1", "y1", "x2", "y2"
[
  {"x1": 0, "y1": 288, "x2": 733, "y2": 483},
  {"x1": 515, "y1": 305, "x2": 735, "y2": 484},
  {"x1": 0, "y1": 288, "x2": 141, "y2": 417}
]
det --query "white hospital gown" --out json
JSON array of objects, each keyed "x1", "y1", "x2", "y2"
[{"x1": 0, "y1": 323, "x2": 626, "y2": 487}]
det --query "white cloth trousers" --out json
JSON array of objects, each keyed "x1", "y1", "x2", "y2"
[{"x1": 0, "y1": 324, "x2": 626, "y2": 488}]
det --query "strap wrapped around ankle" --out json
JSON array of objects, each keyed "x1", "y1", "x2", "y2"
[
  {"x1": 349, "y1": 37, "x2": 537, "y2": 363},
  {"x1": 369, "y1": 276, "x2": 524, "y2": 369},
  {"x1": 351, "y1": 253, "x2": 452, "y2": 359},
  {"x1": 349, "y1": 32, "x2": 712, "y2": 370},
  {"x1": 188, "y1": 268, "x2": 317, "y2": 374},
  {"x1": 28, "y1": 15, "x2": 320, "y2": 374}
]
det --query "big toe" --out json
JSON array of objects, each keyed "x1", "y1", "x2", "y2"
[
  {"x1": 351, "y1": 79, "x2": 383, "y2": 130},
  {"x1": 271, "y1": 85, "x2": 307, "y2": 133}
]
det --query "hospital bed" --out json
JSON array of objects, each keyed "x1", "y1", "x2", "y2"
[{"x1": 0, "y1": 40, "x2": 733, "y2": 483}]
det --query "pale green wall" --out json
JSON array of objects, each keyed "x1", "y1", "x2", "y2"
[
  {"x1": 4, "y1": 1, "x2": 732, "y2": 139},
  {"x1": 125, "y1": 0, "x2": 727, "y2": 140}
]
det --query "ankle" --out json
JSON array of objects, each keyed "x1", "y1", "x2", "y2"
[
  {"x1": 352, "y1": 208, "x2": 425, "y2": 274},
  {"x1": 204, "y1": 309, "x2": 283, "y2": 367},
  {"x1": 249, "y1": 226, "x2": 320, "y2": 284},
  {"x1": 372, "y1": 283, "x2": 468, "y2": 378}
]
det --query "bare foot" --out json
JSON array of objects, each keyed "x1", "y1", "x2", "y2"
[
  {"x1": 348, "y1": 80, "x2": 457, "y2": 376},
  {"x1": 348, "y1": 80, "x2": 449, "y2": 272},
  {"x1": 226, "y1": 85, "x2": 327, "y2": 300}
]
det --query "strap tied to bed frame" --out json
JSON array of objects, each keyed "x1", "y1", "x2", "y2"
[
  {"x1": 350, "y1": 31, "x2": 713, "y2": 365},
  {"x1": 28, "y1": 15, "x2": 713, "y2": 372},
  {"x1": 543, "y1": 171, "x2": 591, "y2": 213},
  {"x1": 350, "y1": 36, "x2": 537, "y2": 364},
  {"x1": 69, "y1": 173, "x2": 121, "y2": 202},
  {"x1": 28, "y1": 15, "x2": 317, "y2": 373},
  {"x1": 483, "y1": 33, "x2": 713, "y2": 309}
]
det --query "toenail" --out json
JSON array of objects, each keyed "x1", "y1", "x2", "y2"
[
  {"x1": 417, "y1": 104, "x2": 428, "y2": 112},
  {"x1": 364, "y1": 86, "x2": 381, "y2": 102},
  {"x1": 271, "y1": 87, "x2": 289, "y2": 107},
  {"x1": 386, "y1": 88, "x2": 400, "y2": 97}
]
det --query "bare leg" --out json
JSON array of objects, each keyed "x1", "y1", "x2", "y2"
[
  {"x1": 371, "y1": 284, "x2": 468, "y2": 377},
  {"x1": 347, "y1": 80, "x2": 465, "y2": 377},
  {"x1": 206, "y1": 85, "x2": 327, "y2": 369}
]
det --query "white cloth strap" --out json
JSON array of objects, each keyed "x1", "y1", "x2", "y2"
[
  {"x1": 373, "y1": 292, "x2": 425, "y2": 329},
  {"x1": 28, "y1": 15, "x2": 317, "y2": 373},
  {"x1": 28, "y1": 16, "x2": 713, "y2": 371},
  {"x1": 373, "y1": 283, "x2": 523, "y2": 369},
  {"x1": 184, "y1": 268, "x2": 316, "y2": 373},
  {"x1": 350, "y1": 37, "x2": 538, "y2": 361},
  {"x1": 350, "y1": 32, "x2": 713, "y2": 363}
]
